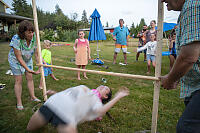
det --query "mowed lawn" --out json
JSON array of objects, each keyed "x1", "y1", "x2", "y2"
[{"x1": 0, "y1": 39, "x2": 184, "y2": 133}]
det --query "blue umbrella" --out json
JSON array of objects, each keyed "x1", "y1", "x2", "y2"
[{"x1": 88, "y1": 8, "x2": 106, "y2": 59}]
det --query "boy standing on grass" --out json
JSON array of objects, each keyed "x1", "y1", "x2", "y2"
[
  {"x1": 137, "y1": 34, "x2": 157, "y2": 74},
  {"x1": 39, "y1": 40, "x2": 58, "y2": 89}
]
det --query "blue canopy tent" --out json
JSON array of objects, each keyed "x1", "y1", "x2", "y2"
[
  {"x1": 155, "y1": 22, "x2": 177, "y2": 32},
  {"x1": 88, "y1": 9, "x2": 106, "y2": 65}
]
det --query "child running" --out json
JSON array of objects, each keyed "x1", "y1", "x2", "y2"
[
  {"x1": 39, "y1": 40, "x2": 58, "y2": 89},
  {"x1": 137, "y1": 34, "x2": 157, "y2": 74},
  {"x1": 73, "y1": 30, "x2": 91, "y2": 80},
  {"x1": 27, "y1": 85, "x2": 129, "y2": 133}
]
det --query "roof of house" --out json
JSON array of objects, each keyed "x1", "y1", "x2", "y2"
[
  {"x1": 0, "y1": 12, "x2": 33, "y2": 21},
  {"x1": 0, "y1": 0, "x2": 10, "y2": 9}
]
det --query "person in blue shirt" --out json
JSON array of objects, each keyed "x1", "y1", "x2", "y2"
[{"x1": 112, "y1": 19, "x2": 129, "y2": 65}]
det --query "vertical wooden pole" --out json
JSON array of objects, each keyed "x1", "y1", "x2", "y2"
[
  {"x1": 32, "y1": 0, "x2": 47, "y2": 101},
  {"x1": 151, "y1": 0, "x2": 164, "y2": 133},
  {"x1": 14, "y1": 19, "x2": 16, "y2": 29}
]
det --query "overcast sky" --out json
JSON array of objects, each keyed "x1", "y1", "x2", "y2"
[{"x1": 5, "y1": 0, "x2": 180, "y2": 28}]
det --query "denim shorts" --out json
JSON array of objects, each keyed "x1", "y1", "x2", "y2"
[{"x1": 146, "y1": 54, "x2": 155, "y2": 62}]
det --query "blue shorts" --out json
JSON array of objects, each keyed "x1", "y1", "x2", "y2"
[
  {"x1": 147, "y1": 54, "x2": 155, "y2": 62},
  {"x1": 44, "y1": 66, "x2": 52, "y2": 76}
]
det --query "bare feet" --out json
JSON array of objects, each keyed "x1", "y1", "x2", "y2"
[
  {"x1": 78, "y1": 78, "x2": 81, "y2": 80},
  {"x1": 54, "y1": 78, "x2": 59, "y2": 81},
  {"x1": 146, "y1": 72, "x2": 150, "y2": 75}
]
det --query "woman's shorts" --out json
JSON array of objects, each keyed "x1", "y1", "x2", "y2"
[
  {"x1": 10, "y1": 64, "x2": 33, "y2": 75},
  {"x1": 39, "y1": 105, "x2": 67, "y2": 127},
  {"x1": 147, "y1": 54, "x2": 155, "y2": 62},
  {"x1": 115, "y1": 44, "x2": 127, "y2": 53}
]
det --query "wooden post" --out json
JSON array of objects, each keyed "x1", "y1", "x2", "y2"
[
  {"x1": 32, "y1": 0, "x2": 47, "y2": 101},
  {"x1": 151, "y1": 0, "x2": 164, "y2": 133},
  {"x1": 14, "y1": 19, "x2": 16, "y2": 29}
]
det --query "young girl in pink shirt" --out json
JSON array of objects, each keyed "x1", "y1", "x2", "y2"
[{"x1": 73, "y1": 30, "x2": 91, "y2": 80}]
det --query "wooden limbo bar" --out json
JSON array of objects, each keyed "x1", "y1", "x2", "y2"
[
  {"x1": 32, "y1": 0, "x2": 164, "y2": 133},
  {"x1": 38, "y1": 64, "x2": 159, "y2": 81}
]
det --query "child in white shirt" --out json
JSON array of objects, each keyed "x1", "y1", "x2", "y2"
[{"x1": 137, "y1": 34, "x2": 157, "y2": 74}]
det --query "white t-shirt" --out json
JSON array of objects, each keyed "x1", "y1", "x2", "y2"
[
  {"x1": 137, "y1": 41, "x2": 157, "y2": 55},
  {"x1": 44, "y1": 85, "x2": 103, "y2": 126}
]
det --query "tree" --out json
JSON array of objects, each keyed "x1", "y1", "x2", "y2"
[
  {"x1": 139, "y1": 18, "x2": 146, "y2": 28},
  {"x1": 12, "y1": 0, "x2": 32, "y2": 18},
  {"x1": 130, "y1": 22, "x2": 135, "y2": 35},
  {"x1": 55, "y1": 4, "x2": 63, "y2": 15},
  {"x1": 106, "y1": 21, "x2": 109, "y2": 27},
  {"x1": 81, "y1": 10, "x2": 89, "y2": 28}
]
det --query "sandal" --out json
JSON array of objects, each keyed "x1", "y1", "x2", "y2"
[
  {"x1": 16, "y1": 105, "x2": 24, "y2": 110},
  {"x1": 31, "y1": 98, "x2": 41, "y2": 102}
]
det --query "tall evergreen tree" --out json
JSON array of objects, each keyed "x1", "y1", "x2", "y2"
[
  {"x1": 12, "y1": 0, "x2": 32, "y2": 18},
  {"x1": 130, "y1": 22, "x2": 135, "y2": 35},
  {"x1": 81, "y1": 10, "x2": 88, "y2": 28},
  {"x1": 55, "y1": 4, "x2": 63, "y2": 15},
  {"x1": 106, "y1": 21, "x2": 109, "y2": 27}
]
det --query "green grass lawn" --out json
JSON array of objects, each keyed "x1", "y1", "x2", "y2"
[{"x1": 0, "y1": 40, "x2": 184, "y2": 133}]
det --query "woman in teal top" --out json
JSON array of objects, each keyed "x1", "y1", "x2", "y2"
[{"x1": 8, "y1": 20, "x2": 41, "y2": 110}]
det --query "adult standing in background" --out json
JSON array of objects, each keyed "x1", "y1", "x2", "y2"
[
  {"x1": 146, "y1": 20, "x2": 157, "y2": 43},
  {"x1": 160, "y1": 0, "x2": 200, "y2": 132},
  {"x1": 112, "y1": 19, "x2": 129, "y2": 65},
  {"x1": 8, "y1": 20, "x2": 41, "y2": 110},
  {"x1": 136, "y1": 25, "x2": 148, "y2": 61}
]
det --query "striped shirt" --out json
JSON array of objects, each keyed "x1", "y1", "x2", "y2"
[{"x1": 176, "y1": 0, "x2": 200, "y2": 98}]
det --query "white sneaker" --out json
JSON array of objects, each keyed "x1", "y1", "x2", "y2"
[{"x1": 6, "y1": 70, "x2": 11, "y2": 75}]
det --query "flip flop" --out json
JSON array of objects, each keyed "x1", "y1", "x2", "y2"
[
  {"x1": 31, "y1": 98, "x2": 41, "y2": 102},
  {"x1": 16, "y1": 105, "x2": 24, "y2": 110}
]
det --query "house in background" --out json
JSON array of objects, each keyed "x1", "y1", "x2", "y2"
[
  {"x1": 79, "y1": 27, "x2": 115, "y2": 34},
  {"x1": 0, "y1": 0, "x2": 33, "y2": 40}
]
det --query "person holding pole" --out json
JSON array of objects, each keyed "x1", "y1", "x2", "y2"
[
  {"x1": 160, "y1": 0, "x2": 200, "y2": 132},
  {"x1": 112, "y1": 19, "x2": 129, "y2": 65},
  {"x1": 8, "y1": 20, "x2": 41, "y2": 110}
]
